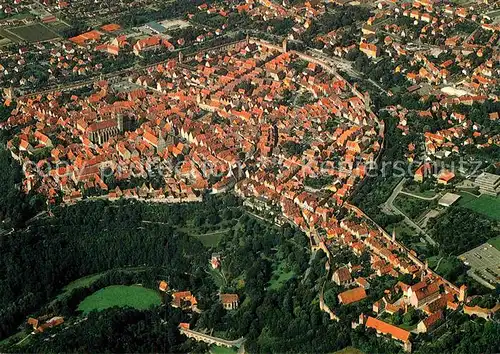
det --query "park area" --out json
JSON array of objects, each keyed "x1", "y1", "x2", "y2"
[
  {"x1": 458, "y1": 193, "x2": 500, "y2": 221},
  {"x1": 4, "y1": 23, "x2": 60, "y2": 43},
  {"x1": 77, "y1": 285, "x2": 161, "y2": 313},
  {"x1": 268, "y1": 262, "x2": 295, "y2": 290}
]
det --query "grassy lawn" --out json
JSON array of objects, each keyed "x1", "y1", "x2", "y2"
[
  {"x1": 427, "y1": 255, "x2": 439, "y2": 269},
  {"x1": 268, "y1": 262, "x2": 295, "y2": 290},
  {"x1": 210, "y1": 345, "x2": 238, "y2": 354},
  {"x1": 0, "y1": 28, "x2": 21, "y2": 43},
  {"x1": 388, "y1": 222, "x2": 417, "y2": 238},
  {"x1": 54, "y1": 266, "x2": 163, "y2": 301},
  {"x1": 488, "y1": 236, "x2": 500, "y2": 251},
  {"x1": 398, "y1": 323, "x2": 417, "y2": 331},
  {"x1": 62, "y1": 273, "x2": 106, "y2": 293},
  {"x1": 427, "y1": 255, "x2": 455, "y2": 274},
  {"x1": 46, "y1": 20, "x2": 71, "y2": 34},
  {"x1": 0, "y1": 330, "x2": 30, "y2": 347},
  {"x1": 379, "y1": 312, "x2": 418, "y2": 332},
  {"x1": 194, "y1": 231, "x2": 226, "y2": 247},
  {"x1": 458, "y1": 193, "x2": 500, "y2": 221},
  {"x1": 5, "y1": 23, "x2": 60, "y2": 42},
  {"x1": 435, "y1": 257, "x2": 455, "y2": 274},
  {"x1": 77, "y1": 285, "x2": 161, "y2": 313}
]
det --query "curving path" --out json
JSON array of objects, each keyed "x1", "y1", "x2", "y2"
[{"x1": 399, "y1": 190, "x2": 440, "y2": 201}]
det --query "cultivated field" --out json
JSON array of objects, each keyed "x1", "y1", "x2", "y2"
[
  {"x1": 5, "y1": 23, "x2": 60, "y2": 42},
  {"x1": 77, "y1": 285, "x2": 161, "y2": 313},
  {"x1": 458, "y1": 193, "x2": 500, "y2": 221}
]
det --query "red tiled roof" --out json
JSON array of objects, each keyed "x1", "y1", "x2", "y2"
[
  {"x1": 421, "y1": 310, "x2": 443, "y2": 329},
  {"x1": 220, "y1": 293, "x2": 239, "y2": 304},
  {"x1": 338, "y1": 287, "x2": 367, "y2": 305},
  {"x1": 366, "y1": 316, "x2": 410, "y2": 342},
  {"x1": 334, "y1": 267, "x2": 352, "y2": 283}
]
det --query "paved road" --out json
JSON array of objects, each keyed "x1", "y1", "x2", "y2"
[
  {"x1": 381, "y1": 178, "x2": 438, "y2": 246},
  {"x1": 399, "y1": 190, "x2": 440, "y2": 201}
]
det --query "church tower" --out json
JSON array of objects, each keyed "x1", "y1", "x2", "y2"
[{"x1": 117, "y1": 114, "x2": 124, "y2": 133}]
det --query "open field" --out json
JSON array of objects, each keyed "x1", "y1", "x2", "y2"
[
  {"x1": 54, "y1": 266, "x2": 165, "y2": 301},
  {"x1": 46, "y1": 20, "x2": 72, "y2": 34},
  {"x1": 430, "y1": 256, "x2": 456, "y2": 275},
  {"x1": 210, "y1": 346, "x2": 238, "y2": 354},
  {"x1": 194, "y1": 231, "x2": 226, "y2": 247},
  {"x1": 5, "y1": 23, "x2": 60, "y2": 42},
  {"x1": 488, "y1": 236, "x2": 500, "y2": 251},
  {"x1": 64, "y1": 273, "x2": 106, "y2": 291},
  {"x1": 0, "y1": 28, "x2": 20, "y2": 43},
  {"x1": 78, "y1": 285, "x2": 161, "y2": 313},
  {"x1": 334, "y1": 346, "x2": 364, "y2": 354},
  {"x1": 458, "y1": 193, "x2": 500, "y2": 221}
]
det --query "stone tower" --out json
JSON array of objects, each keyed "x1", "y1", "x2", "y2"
[
  {"x1": 364, "y1": 92, "x2": 371, "y2": 111},
  {"x1": 282, "y1": 39, "x2": 288, "y2": 53},
  {"x1": 459, "y1": 285, "x2": 467, "y2": 302}
]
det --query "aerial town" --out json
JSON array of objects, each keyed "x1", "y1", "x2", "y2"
[{"x1": 0, "y1": 0, "x2": 499, "y2": 353}]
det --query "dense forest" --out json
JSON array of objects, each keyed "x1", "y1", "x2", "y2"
[
  {"x1": 427, "y1": 207, "x2": 497, "y2": 255},
  {"x1": 0, "y1": 196, "x2": 242, "y2": 339},
  {"x1": 0, "y1": 194, "x2": 403, "y2": 353},
  {"x1": 4, "y1": 307, "x2": 197, "y2": 353},
  {"x1": 0, "y1": 191, "x2": 498, "y2": 353}
]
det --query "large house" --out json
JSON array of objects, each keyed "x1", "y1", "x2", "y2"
[
  {"x1": 338, "y1": 287, "x2": 367, "y2": 305},
  {"x1": 332, "y1": 266, "x2": 353, "y2": 286},
  {"x1": 417, "y1": 310, "x2": 443, "y2": 333},
  {"x1": 407, "y1": 281, "x2": 440, "y2": 308},
  {"x1": 220, "y1": 293, "x2": 239, "y2": 310},
  {"x1": 364, "y1": 316, "x2": 412, "y2": 352}
]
